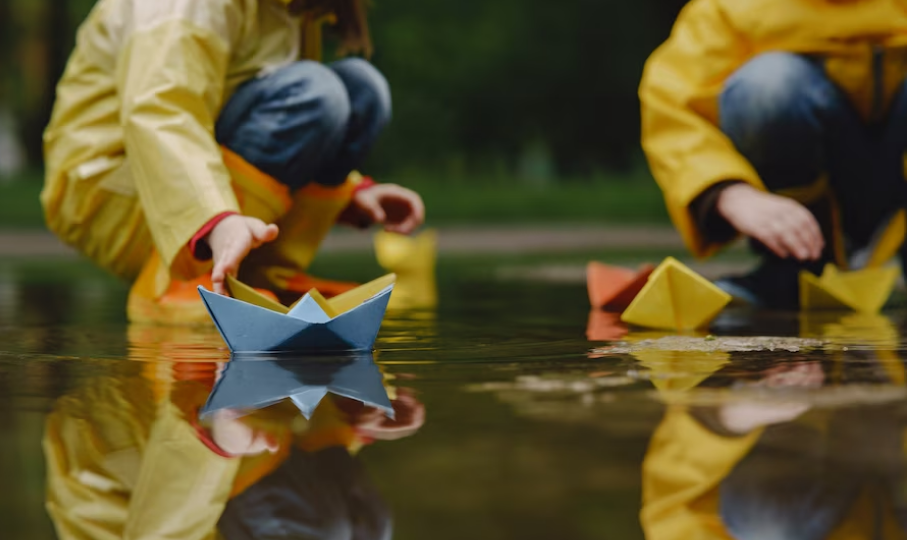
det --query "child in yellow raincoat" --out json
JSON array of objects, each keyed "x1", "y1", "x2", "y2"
[
  {"x1": 42, "y1": 0, "x2": 424, "y2": 324},
  {"x1": 640, "y1": 0, "x2": 907, "y2": 309}
]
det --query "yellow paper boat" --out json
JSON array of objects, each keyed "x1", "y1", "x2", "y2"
[
  {"x1": 799, "y1": 263, "x2": 899, "y2": 313},
  {"x1": 375, "y1": 229, "x2": 438, "y2": 275},
  {"x1": 621, "y1": 257, "x2": 731, "y2": 331}
]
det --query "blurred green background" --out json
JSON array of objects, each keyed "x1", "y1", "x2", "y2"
[{"x1": 0, "y1": 0, "x2": 689, "y2": 228}]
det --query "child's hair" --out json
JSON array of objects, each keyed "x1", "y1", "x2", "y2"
[{"x1": 301, "y1": 0, "x2": 373, "y2": 57}]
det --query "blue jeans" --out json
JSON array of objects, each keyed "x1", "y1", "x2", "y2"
[
  {"x1": 720, "y1": 52, "x2": 907, "y2": 254},
  {"x1": 215, "y1": 58, "x2": 391, "y2": 190}
]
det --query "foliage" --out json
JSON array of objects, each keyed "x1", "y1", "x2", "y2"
[{"x1": 1, "y1": 0, "x2": 689, "y2": 180}]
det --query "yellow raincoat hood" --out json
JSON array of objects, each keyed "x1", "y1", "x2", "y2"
[{"x1": 640, "y1": 0, "x2": 907, "y2": 258}]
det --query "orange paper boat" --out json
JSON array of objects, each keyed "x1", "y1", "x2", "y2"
[
  {"x1": 586, "y1": 310, "x2": 630, "y2": 341},
  {"x1": 587, "y1": 262, "x2": 655, "y2": 311}
]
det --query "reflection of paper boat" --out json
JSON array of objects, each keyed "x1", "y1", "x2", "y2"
[
  {"x1": 799, "y1": 264, "x2": 899, "y2": 313},
  {"x1": 198, "y1": 274, "x2": 396, "y2": 353},
  {"x1": 633, "y1": 349, "x2": 730, "y2": 393},
  {"x1": 621, "y1": 257, "x2": 731, "y2": 331},
  {"x1": 587, "y1": 262, "x2": 654, "y2": 311},
  {"x1": 586, "y1": 310, "x2": 629, "y2": 341},
  {"x1": 375, "y1": 230, "x2": 437, "y2": 275},
  {"x1": 201, "y1": 353, "x2": 393, "y2": 420}
]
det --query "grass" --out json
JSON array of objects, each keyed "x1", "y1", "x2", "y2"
[{"x1": 0, "y1": 168, "x2": 670, "y2": 229}]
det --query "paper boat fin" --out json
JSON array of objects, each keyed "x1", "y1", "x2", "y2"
[
  {"x1": 226, "y1": 275, "x2": 288, "y2": 314},
  {"x1": 287, "y1": 291, "x2": 333, "y2": 322},
  {"x1": 327, "y1": 274, "x2": 397, "y2": 316}
]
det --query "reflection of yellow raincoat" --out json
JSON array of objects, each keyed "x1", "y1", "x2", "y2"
[
  {"x1": 640, "y1": 0, "x2": 907, "y2": 257},
  {"x1": 643, "y1": 407, "x2": 907, "y2": 540},
  {"x1": 42, "y1": 0, "x2": 356, "y2": 287},
  {"x1": 43, "y1": 370, "x2": 366, "y2": 540}
]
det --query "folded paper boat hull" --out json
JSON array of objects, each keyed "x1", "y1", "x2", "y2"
[{"x1": 198, "y1": 286, "x2": 393, "y2": 353}]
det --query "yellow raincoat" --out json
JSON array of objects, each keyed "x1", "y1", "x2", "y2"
[
  {"x1": 640, "y1": 0, "x2": 907, "y2": 258},
  {"x1": 42, "y1": 0, "x2": 358, "y2": 291}
]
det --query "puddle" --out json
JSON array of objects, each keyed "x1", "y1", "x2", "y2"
[{"x1": 4, "y1": 255, "x2": 907, "y2": 539}]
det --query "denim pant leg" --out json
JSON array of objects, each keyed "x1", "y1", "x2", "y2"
[
  {"x1": 216, "y1": 59, "x2": 391, "y2": 190},
  {"x1": 720, "y1": 52, "x2": 905, "y2": 254},
  {"x1": 317, "y1": 58, "x2": 392, "y2": 186}
]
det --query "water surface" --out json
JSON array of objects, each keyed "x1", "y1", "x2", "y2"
[{"x1": 3, "y1": 254, "x2": 907, "y2": 539}]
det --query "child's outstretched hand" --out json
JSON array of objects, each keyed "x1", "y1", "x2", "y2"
[
  {"x1": 207, "y1": 215, "x2": 279, "y2": 295},
  {"x1": 340, "y1": 184, "x2": 425, "y2": 234},
  {"x1": 716, "y1": 183, "x2": 824, "y2": 261}
]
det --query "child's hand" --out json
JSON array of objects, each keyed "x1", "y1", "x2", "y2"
[
  {"x1": 717, "y1": 362, "x2": 824, "y2": 434},
  {"x1": 716, "y1": 183, "x2": 824, "y2": 261},
  {"x1": 209, "y1": 409, "x2": 281, "y2": 457},
  {"x1": 207, "y1": 215, "x2": 279, "y2": 295},
  {"x1": 340, "y1": 184, "x2": 425, "y2": 235}
]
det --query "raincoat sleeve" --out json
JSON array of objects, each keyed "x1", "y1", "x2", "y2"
[
  {"x1": 639, "y1": 0, "x2": 762, "y2": 257},
  {"x1": 123, "y1": 400, "x2": 241, "y2": 540},
  {"x1": 641, "y1": 408, "x2": 761, "y2": 540},
  {"x1": 116, "y1": 1, "x2": 244, "y2": 279}
]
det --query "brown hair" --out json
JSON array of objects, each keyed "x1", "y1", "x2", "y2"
[{"x1": 292, "y1": 0, "x2": 373, "y2": 58}]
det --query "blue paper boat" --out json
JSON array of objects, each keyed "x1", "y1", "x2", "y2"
[
  {"x1": 200, "y1": 353, "x2": 394, "y2": 420},
  {"x1": 198, "y1": 274, "x2": 396, "y2": 353}
]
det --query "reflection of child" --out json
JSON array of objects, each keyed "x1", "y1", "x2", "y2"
[
  {"x1": 640, "y1": 0, "x2": 907, "y2": 310},
  {"x1": 43, "y1": 362, "x2": 425, "y2": 539},
  {"x1": 208, "y1": 389, "x2": 427, "y2": 456},
  {"x1": 641, "y1": 361, "x2": 907, "y2": 540},
  {"x1": 42, "y1": 0, "x2": 423, "y2": 324}
]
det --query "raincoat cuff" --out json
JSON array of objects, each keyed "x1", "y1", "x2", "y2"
[
  {"x1": 190, "y1": 416, "x2": 235, "y2": 458},
  {"x1": 690, "y1": 181, "x2": 742, "y2": 246},
  {"x1": 190, "y1": 212, "x2": 240, "y2": 261},
  {"x1": 352, "y1": 176, "x2": 377, "y2": 195}
]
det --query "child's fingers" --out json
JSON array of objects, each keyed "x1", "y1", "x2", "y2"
[
  {"x1": 250, "y1": 222, "x2": 279, "y2": 247},
  {"x1": 791, "y1": 226, "x2": 819, "y2": 260},
  {"x1": 357, "y1": 193, "x2": 387, "y2": 225},
  {"x1": 791, "y1": 209, "x2": 824, "y2": 259},
  {"x1": 404, "y1": 192, "x2": 426, "y2": 227},
  {"x1": 212, "y1": 266, "x2": 227, "y2": 295},
  {"x1": 760, "y1": 233, "x2": 789, "y2": 260},
  {"x1": 783, "y1": 230, "x2": 812, "y2": 261},
  {"x1": 382, "y1": 192, "x2": 425, "y2": 235},
  {"x1": 386, "y1": 211, "x2": 422, "y2": 235}
]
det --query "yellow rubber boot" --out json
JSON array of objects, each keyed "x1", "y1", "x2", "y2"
[
  {"x1": 127, "y1": 252, "x2": 282, "y2": 326},
  {"x1": 127, "y1": 252, "x2": 214, "y2": 326}
]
